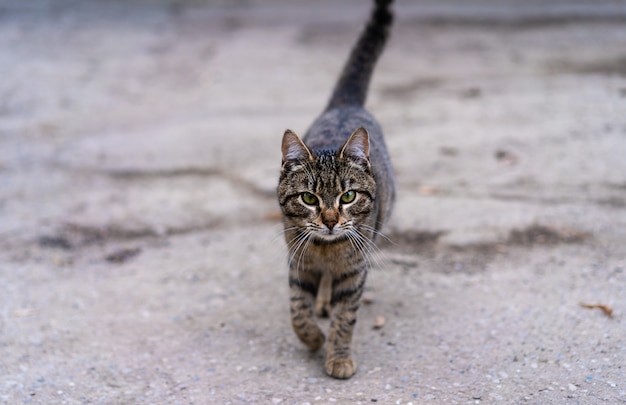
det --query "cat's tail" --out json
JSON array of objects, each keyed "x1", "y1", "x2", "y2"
[{"x1": 325, "y1": 0, "x2": 393, "y2": 110}]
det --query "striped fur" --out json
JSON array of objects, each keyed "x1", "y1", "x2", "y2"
[{"x1": 278, "y1": 0, "x2": 395, "y2": 379}]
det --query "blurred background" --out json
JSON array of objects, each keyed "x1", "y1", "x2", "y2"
[{"x1": 1, "y1": 0, "x2": 625, "y2": 403}]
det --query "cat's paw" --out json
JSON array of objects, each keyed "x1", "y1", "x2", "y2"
[
  {"x1": 298, "y1": 328, "x2": 325, "y2": 351},
  {"x1": 325, "y1": 357, "x2": 356, "y2": 379}
]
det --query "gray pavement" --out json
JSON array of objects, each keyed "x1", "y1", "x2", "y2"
[{"x1": 1, "y1": 0, "x2": 625, "y2": 403}]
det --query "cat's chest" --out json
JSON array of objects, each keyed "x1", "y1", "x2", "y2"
[{"x1": 305, "y1": 241, "x2": 361, "y2": 273}]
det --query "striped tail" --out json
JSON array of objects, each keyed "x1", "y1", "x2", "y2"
[{"x1": 325, "y1": 0, "x2": 394, "y2": 110}]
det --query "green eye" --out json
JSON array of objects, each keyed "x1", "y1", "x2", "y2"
[
  {"x1": 340, "y1": 190, "x2": 356, "y2": 204},
  {"x1": 301, "y1": 192, "x2": 318, "y2": 205}
]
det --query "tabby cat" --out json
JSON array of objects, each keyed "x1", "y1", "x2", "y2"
[{"x1": 277, "y1": 0, "x2": 395, "y2": 379}]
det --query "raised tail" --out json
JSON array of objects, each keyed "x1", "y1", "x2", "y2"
[{"x1": 325, "y1": 0, "x2": 393, "y2": 110}]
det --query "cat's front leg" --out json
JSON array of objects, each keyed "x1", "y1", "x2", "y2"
[
  {"x1": 315, "y1": 271, "x2": 332, "y2": 317},
  {"x1": 324, "y1": 268, "x2": 366, "y2": 379},
  {"x1": 289, "y1": 268, "x2": 325, "y2": 351}
]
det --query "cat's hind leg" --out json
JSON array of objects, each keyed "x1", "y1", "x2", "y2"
[{"x1": 289, "y1": 268, "x2": 325, "y2": 351}]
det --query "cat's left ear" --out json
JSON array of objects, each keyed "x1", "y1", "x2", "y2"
[{"x1": 339, "y1": 126, "x2": 370, "y2": 161}]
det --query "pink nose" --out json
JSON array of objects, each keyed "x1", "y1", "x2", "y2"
[{"x1": 324, "y1": 219, "x2": 337, "y2": 230}]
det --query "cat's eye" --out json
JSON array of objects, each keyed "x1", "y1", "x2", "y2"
[
  {"x1": 301, "y1": 192, "x2": 318, "y2": 205},
  {"x1": 340, "y1": 190, "x2": 356, "y2": 204}
]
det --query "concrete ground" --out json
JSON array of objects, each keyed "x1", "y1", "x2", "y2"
[{"x1": 1, "y1": 0, "x2": 625, "y2": 403}]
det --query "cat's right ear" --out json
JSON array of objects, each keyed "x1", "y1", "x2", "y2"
[{"x1": 282, "y1": 130, "x2": 314, "y2": 163}]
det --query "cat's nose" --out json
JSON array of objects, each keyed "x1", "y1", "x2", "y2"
[
  {"x1": 324, "y1": 219, "x2": 338, "y2": 230},
  {"x1": 322, "y1": 209, "x2": 339, "y2": 230}
]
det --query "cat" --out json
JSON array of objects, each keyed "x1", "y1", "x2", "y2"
[{"x1": 277, "y1": 0, "x2": 395, "y2": 379}]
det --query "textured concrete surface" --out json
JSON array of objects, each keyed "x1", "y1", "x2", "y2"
[{"x1": 1, "y1": 0, "x2": 625, "y2": 404}]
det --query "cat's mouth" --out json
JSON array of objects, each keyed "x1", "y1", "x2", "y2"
[
  {"x1": 312, "y1": 234, "x2": 349, "y2": 245},
  {"x1": 311, "y1": 229, "x2": 350, "y2": 245}
]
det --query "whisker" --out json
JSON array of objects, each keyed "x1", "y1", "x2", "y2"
[
  {"x1": 346, "y1": 229, "x2": 371, "y2": 267},
  {"x1": 285, "y1": 227, "x2": 315, "y2": 286},
  {"x1": 351, "y1": 227, "x2": 387, "y2": 272},
  {"x1": 271, "y1": 225, "x2": 300, "y2": 244},
  {"x1": 358, "y1": 224, "x2": 396, "y2": 246},
  {"x1": 286, "y1": 230, "x2": 309, "y2": 266},
  {"x1": 347, "y1": 231, "x2": 374, "y2": 271}
]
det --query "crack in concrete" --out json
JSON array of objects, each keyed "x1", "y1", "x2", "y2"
[{"x1": 100, "y1": 167, "x2": 277, "y2": 199}]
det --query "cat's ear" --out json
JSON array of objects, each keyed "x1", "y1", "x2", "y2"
[
  {"x1": 282, "y1": 130, "x2": 314, "y2": 162},
  {"x1": 339, "y1": 127, "x2": 370, "y2": 161}
]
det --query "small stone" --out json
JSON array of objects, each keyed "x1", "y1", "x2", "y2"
[
  {"x1": 368, "y1": 367, "x2": 381, "y2": 374},
  {"x1": 568, "y1": 384, "x2": 577, "y2": 391},
  {"x1": 373, "y1": 316, "x2": 386, "y2": 329},
  {"x1": 362, "y1": 295, "x2": 374, "y2": 305},
  {"x1": 495, "y1": 149, "x2": 519, "y2": 165}
]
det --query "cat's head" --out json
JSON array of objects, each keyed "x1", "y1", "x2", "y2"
[{"x1": 278, "y1": 127, "x2": 376, "y2": 243}]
